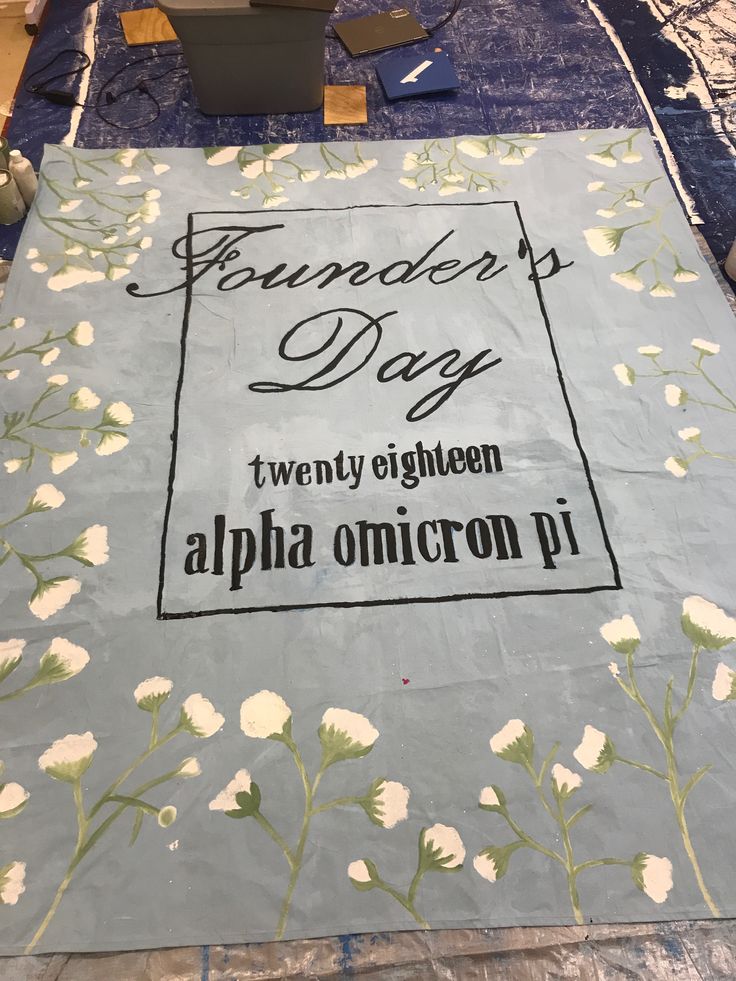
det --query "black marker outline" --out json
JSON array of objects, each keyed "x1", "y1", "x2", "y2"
[{"x1": 157, "y1": 201, "x2": 620, "y2": 619}]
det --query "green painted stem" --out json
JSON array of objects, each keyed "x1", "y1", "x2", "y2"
[
  {"x1": 615, "y1": 756, "x2": 667, "y2": 780},
  {"x1": 556, "y1": 796, "x2": 584, "y2": 925},
  {"x1": 254, "y1": 812, "x2": 295, "y2": 869},
  {"x1": 375, "y1": 879, "x2": 429, "y2": 929}
]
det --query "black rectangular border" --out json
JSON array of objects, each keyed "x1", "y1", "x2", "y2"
[{"x1": 157, "y1": 200, "x2": 621, "y2": 618}]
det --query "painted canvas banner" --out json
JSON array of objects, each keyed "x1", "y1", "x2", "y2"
[{"x1": 1, "y1": 130, "x2": 735, "y2": 955}]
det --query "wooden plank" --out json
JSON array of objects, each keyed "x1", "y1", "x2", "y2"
[
  {"x1": 323, "y1": 85, "x2": 367, "y2": 125},
  {"x1": 119, "y1": 7, "x2": 178, "y2": 46}
]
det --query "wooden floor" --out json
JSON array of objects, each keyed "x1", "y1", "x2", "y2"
[{"x1": 0, "y1": 0, "x2": 33, "y2": 130}]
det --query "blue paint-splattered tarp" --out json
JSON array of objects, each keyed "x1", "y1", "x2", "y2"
[{"x1": 1, "y1": 131, "x2": 736, "y2": 956}]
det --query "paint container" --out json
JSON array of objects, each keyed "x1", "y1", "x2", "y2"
[
  {"x1": 0, "y1": 169, "x2": 27, "y2": 224},
  {"x1": 725, "y1": 240, "x2": 736, "y2": 282},
  {"x1": 0, "y1": 138, "x2": 9, "y2": 167},
  {"x1": 8, "y1": 150, "x2": 38, "y2": 207}
]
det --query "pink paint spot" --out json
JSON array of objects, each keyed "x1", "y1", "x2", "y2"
[{"x1": 402, "y1": 678, "x2": 410, "y2": 685}]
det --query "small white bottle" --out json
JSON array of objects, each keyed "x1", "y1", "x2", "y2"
[
  {"x1": 8, "y1": 149, "x2": 38, "y2": 207},
  {"x1": 0, "y1": 170, "x2": 26, "y2": 224}
]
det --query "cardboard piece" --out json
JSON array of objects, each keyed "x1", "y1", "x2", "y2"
[{"x1": 119, "y1": 7, "x2": 178, "y2": 46}]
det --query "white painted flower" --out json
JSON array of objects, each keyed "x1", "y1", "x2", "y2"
[
  {"x1": 107, "y1": 265, "x2": 130, "y2": 281},
  {"x1": 551, "y1": 763, "x2": 582, "y2": 795},
  {"x1": 586, "y1": 150, "x2": 617, "y2": 167},
  {"x1": 29, "y1": 483, "x2": 65, "y2": 511},
  {"x1": 47, "y1": 266, "x2": 105, "y2": 291},
  {"x1": 345, "y1": 163, "x2": 367, "y2": 178},
  {"x1": 673, "y1": 268, "x2": 699, "y2": 283},
  {"x1": 573, "y1": 725, "x2": 615, "y2": 772},
  {"x1": 0, "y1": 639, "x2": 25, "y2": 681},
  {"x1": 298, "y1": 169, "x2": 319, "y2": 182},
  {"x1": 31, "y1": 262, "x2": 48, "y2": 273},
  {"x1": 67, "y1": 525, "x2": 109, "y2": 567},
  {"x1": 457, "y1": 138, "x2": 489, "y2": 158},
  {"x1": 678, "y1": 427, "x2": 700, "y2": 442},
  {"x1": 96, "y1": 431, "x2": 129, "y2": 455},
  {"x1": 153, "y1": 163, "x2": 169, "y2": 175},
  {"x1": 37, "y1": 637, "x2": 90, "y2": 683},
  {"x1": 158, "y1": 805, "x2": 177, "y2": 828},
  {"x1": 600, "y1": 614, "x2": 640, "y2": 652},
  {"x1": 438, "y1": 183, "x2": 466, "y2": 196},
  {"x1": 114, "y1": 148, "x2": 140, "y2": 167},
  {"x1": 712, "y1": 662, "x2": 736, "y2": 702},
  {"x1": 181, "y1": 693, "x2": 224, "y2": 738},
  {"x1": 102, "y1": 401, "x2": 134, "y2": 426},
  {"x1": 583, "y1": 226, "x2": 624, "y2": 256},
  {"x1": 177, "y1": 757, "x2": 201, "y2": 777},
  {"x1": 633, "y1": 853, "x2": 673, "y2": 903},
  {"x1": 499, "y1": 150, "x2": 528, "y2": 165},
  {"x1": 320, "y1": 707, "x2": 379, "y2": 761},
  {"x1": 205, "y1": 146, "x2": 240, "y2": 166},
  {"x1": 399, "y1": 177, "x2": 418, "y2": 189},
  {"x1": 361, "y1": 157, "x2": 378, "y2": 170},
  {"x1": 209, "y1": 769, "x2": 252, "y2": 811},
  {"x1": 473, "y1": 851, "x2": 500, "y2": 882},
  {"x1": 613, "y1": 363, "x2": 635, "y2": 386},
  {"x1": 665, "y1": 384, "x2": 686, "y2": 406},
  {"x1": 596, "y1": 208, "x2": 617, "y2": 218},
  {"x1": 240, "y1": 159, "x2": 266, "y2": 178},
  {"x1": 403, "y1": 152, "x2": 420, "y2": 170},
  {"x1": 69, "y1": 386, "x2": 101, "y2": 411},
  {"x1": 587, "y1": 181, "x2": 605, "y2": 191},
  {"x1": 144, "y1": 188, "x2": 161, "y2": 201},
  {"x1": 347, "y1": 859, "x2": 372, "y2": 883},
  {"x1": 637, "y1": 345, "x2": 662, "y2": 356},
  {"x1": 665, "y1": 456, "x2": 688, "y2": 478},
  {"x1": 324, "y1": 169, "x2": 347, "y2": 180},
  {"x1": 622, "y1": 150, "x2": 642, "y2": 163},
  {"x1": 423, "y1": 823, "x2": 465, "y2": 868},
  {"x1": 59, "y1": 199, "x2": 83, "y2": 213},
  {"x1": 611, "y1": 270, "x2": 645, "y2": 292},
  {"x1": 39, "y1": 731, "x2": 97, "y2": 781},
  {"x1": 268, "y1": 143, "x2": 298, "y2": 159},
  {"x1": 0, "y1": 862, "x2": 26, "y2": 905},
  {"x1": 240, "y1": 690, "x2": 292, "y2": 738},
  {"x1": 4, "y1": 459, "x2": 23, "y2": 474},
  {"x1": 40, "y1": 347, "x2": 60, "y2": 366},
  {"x1": 263, "y1": 195, "x2": 289, "y2": 208},
  {"x1": 4, "y1": 369, "x2": 19, "y2": 380},
  {"x1": 116, "y1": 174, "x2": 142, "y2": 185},
  {"x1": 365, "y1": 779, "x2": 410, "y2": 829},
  {"x1": 47, "y1": 373, "x2": 69, "y2": 386},
  {"x1": 650, "y1": 281, "x2": 675, "y2": 298},
  {"x1": 10, "y1": 317, "x2": 24, "y2": 328},
  {"x1": 140, "y1": 201, "x2": 160, "y2": 224},
  {"x1": 691, "y1": 338, "x2": 719, "y2": 356},
  {"x1": 65, "y1": 246, "x2": 84, "y2": 256},
  {"x1": 490, "y1": 719, "x2": 532, "y2": 762},
  {"x1": 625, "y1": 197, "x2": 644, "y2": 208},
  {"x1": 50, "y1": 451, "x2": 79, "y2": 475},
  {"x1": 127, "y1": 225, "x2": 141, "y2": 236},
  {"x1": 140, "y1": 236, "x2": 152, "y2": 249},
  {"x1": 609, "y1": 661, "x2": 620, "y2": 677},
  {"x1": 134, "y1": 676, "x2": 173, "y2": 710},
  {"x1": 682, "y1": 596, "x2": 736, "y2": 650},
  {"x1": 29, "y1": 577, "x2": 81, "y2": 620},
  {"x1": 479, "y1": 786, "x2": 500, "y2": 807},
  {"x1": 66, "y1": 320, "x2": 95, "y2": 347},
  {"x1": 26, "y1": 248, "x2": 39, "y2": 259},
  {"x1": 0, "y1": 783, "x2": 29, "y2": 818}
]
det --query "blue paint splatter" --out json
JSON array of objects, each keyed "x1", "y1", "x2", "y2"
[
  {"x1": 337, "y1": 933, "x2": 363, "y2": 975},
  {"x1": 200, "y1": 944, "x2": 210, "y2": 981}
]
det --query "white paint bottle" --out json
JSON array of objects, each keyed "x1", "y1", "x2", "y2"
[
  {"x1": 8, "y1": 150, "x2": 38, "y2": 207},
  {"x1": 0, "y1": 169, "x2": 26, "y2": 224}
]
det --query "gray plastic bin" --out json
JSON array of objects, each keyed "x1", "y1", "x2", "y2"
[{"x1": 156, "y1": 0, "x2": 332, "y2": 115}]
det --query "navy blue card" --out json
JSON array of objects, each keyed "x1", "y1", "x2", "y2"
[{"x1": 377, "y1": 51, "x2": 460, "y2": 100}]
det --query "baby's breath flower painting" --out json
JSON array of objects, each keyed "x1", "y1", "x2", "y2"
[
  {"x1": 204, "y1": 143, "x2": 376, "y2": 207},
  {"x1": 209, "y1": 692, "x2": 408, "y2": 939},
  {"x1": 584, "y1": 596, "x2": 736, "y2": 917},
  {"x1": 349, "y1": 823, "x2": 464, "y2": 928},
  {"x1": 474, "y1": 720, "x2": 671, "y2": 923},
  {"x1": 25, "y1": 680, "x2": 223, "y2": 952},
  {"x1": 398, "y1": 134, "x2": 543, "y2": 195},
  {"x1": 27, "y1": 148, "x2": 168, "y2": 292},
  {"x1": 612, "y1": 338, "x2": 735, "y2": 478}
]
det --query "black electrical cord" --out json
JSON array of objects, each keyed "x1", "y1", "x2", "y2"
[{"x1": 24, "y1": 48, "x2": 188, "y2": 131}]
